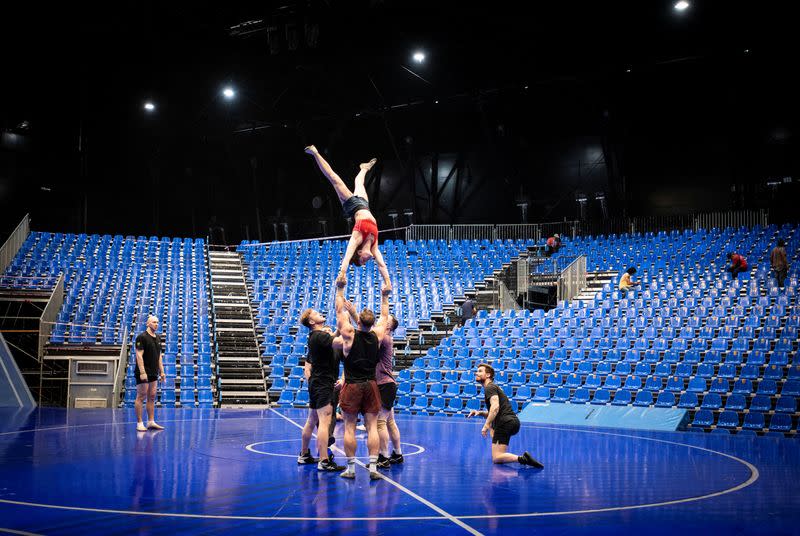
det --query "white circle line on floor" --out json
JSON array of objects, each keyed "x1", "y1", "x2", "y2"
[{"x1": 0, "y1": 414, "x2": 759, "y2": 522}]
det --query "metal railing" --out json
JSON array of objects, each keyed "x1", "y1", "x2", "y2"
[
  {"x1": 0, "y1": 214, "x2": 30, "y2": 276},
  {"x1": 557, "y1": 255, "x2": 587, "y2": 303},
  {"x1": 495, "y1": 278, "x2": 521, "y2": 311},
  {"x1": 495, "y1": 224, "x2": 541, "y2": 241},
  {"x1": 694, "y1": 209, "x2": 768, "y2": 231},
  {"x1": 405, "y1": 221, "x2": 580, "y2": 242},
  {"x1": 404, "y1": 209, "x2": 770, "y2": 243},
  {"x1": 111, "y1": 329, "x2": 129, "y2": 408},
  {"x1": 38, "y1": 274, "x2": 64, "y2": 361}
]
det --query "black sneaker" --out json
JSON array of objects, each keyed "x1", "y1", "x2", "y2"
[
  {"x1": 297, "y1": 451, "x2": 319, "y2": 465},
  {"x1": 376, "y1": 454, "x2": 391, "y2": 469},
  {"x1": 328, "y1": 449, "x2": 335, "y2": 462},
  {"x1": 389, "y1": 451, "x2": 404, "y2": 464},
  {"x1": 318, "y1": 459, "x2": 345, "y2": 472},
  {"x1": 519, "y1": 451, "x2": 544, "y2": 469}
]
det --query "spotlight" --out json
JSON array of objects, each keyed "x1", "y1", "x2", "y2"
[
  {"x1": 674, "y1": 1, "x2": 689, "y2": 11},
  {"x1": 222, "y1": 87, "x2": 236, "y2": 99},
  {"x1": 144, "y1": 102, "x2": 155, "y2": 112},
  {"x1": 412, "y1": 51, "x2": 425, "y2": 63}
]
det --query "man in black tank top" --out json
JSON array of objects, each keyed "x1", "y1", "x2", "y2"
[
  {"x1": 332, "y1": 274, "x2": 392, "y2": 480},
  {"x1": 468, "y1": 363, "x2": 544, "y2": 468}
]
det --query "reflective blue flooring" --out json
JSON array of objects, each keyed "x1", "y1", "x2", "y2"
[{"x1": 0, "y1": 407, "x2": 798, "y2": 535}]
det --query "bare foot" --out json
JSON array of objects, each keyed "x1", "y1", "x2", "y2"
[
  {"x1": 360, "y1": 158, "x2": 377, "y2": 171},
  {"x1": 304, "y1": 145, "x2": 318, "y2": 155}
]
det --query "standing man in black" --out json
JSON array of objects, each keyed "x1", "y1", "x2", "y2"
[
  {"x1": 134, "y1": 315, "x2": 165, "y2": 432},
  {"x1": 297, "y1": 309, "x2": 345, "y2": 472},
  {"x1": 459, "y1": 297, "x2": 476, "y2": 326},
  {"x1": 468, "y1": 363, "x2": 543, "y2": 467}
]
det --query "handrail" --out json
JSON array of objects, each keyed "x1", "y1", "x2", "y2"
[
  {"x1": 112, "y1": 329, "x2": 129, "y2": 407},
  {"x1": 557, "y1": 255, "x2": 587, "y2": 303},
  {"x1": 0, "y1": 214, "x2": 31, "y2": 275},
  {"x1": 38, "y1": 274, "x2": 64, "y2": 361}
]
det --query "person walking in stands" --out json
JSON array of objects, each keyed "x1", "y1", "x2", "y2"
[
  {"x1": 134, "y1": 315, "x2": 165, "y2": 432},
  {"x1": 771, "y1": 239, "x2": 789, "y2": 288},
  {"x1": 545, "y1": 234, "x2": 561, "y2": 257},
  {"x1": 459, "y1": 296, "x2": 477, "y2": 326},
  {"x1": 618, "y1": 267, "x2": 640, "y2": 292},
  {"x1": 726, "y1": 252, "x2": 749, "y2": 280},
  {"x1": 468, "y1": 363, "x2": 543, "y2": 468}
]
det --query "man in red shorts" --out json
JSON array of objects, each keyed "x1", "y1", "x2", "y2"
[{"x1": 332, "y1": 274, "x2": 391, "y2": 480}]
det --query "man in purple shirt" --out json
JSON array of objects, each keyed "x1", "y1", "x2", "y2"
[{"x1": 375, "y1": 314, "x2": 404, "y2": 469}]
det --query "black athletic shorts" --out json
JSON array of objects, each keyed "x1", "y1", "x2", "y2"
[
  {"x1": 134, "y1": 367, "x2": 159, "y2": 385},
  {"x1": 342, "y1": 195, "x2": 370, "y2": 219},
  {"x1": 378, "y1": 382, "x2": 398, "y2": 411},
  {"x1": 308, "y1": 379, "x2": 336, "y2": 409},
  {"x1": 492, "y1": 416, "x2": 521, "y2": 446}
]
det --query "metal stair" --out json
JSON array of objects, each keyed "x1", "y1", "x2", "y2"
[
  {"x1": 208, "y1": 250, "x2": 268, "y2": 407},
  {"x1": 574, "y1": 270, "x2": 619, "y2": 302}
]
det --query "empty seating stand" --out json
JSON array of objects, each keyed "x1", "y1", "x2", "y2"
[{"x1": 3, "y1": 232, "x2": 214, "y2": 408}]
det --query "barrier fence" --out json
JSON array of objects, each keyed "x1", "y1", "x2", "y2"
[{"x1": 403, "y1": 209, "x2": 769, "y2": 243}]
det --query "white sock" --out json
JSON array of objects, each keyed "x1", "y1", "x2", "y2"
[
  {"x1": 345, "y1": 458, "x2": 356, "y2": 473},
  {"x1": 380, "y1": 449, "x2": 389, "y2": 458},
  {"x1": 369, "y1": 455, "x2": 378, "y2": 472},
  {"x1": 393, "y1": 446, "x2": 403, "y2": 455}
]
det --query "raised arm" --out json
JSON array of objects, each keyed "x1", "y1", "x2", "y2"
[
  {"x1": 339, "y1": 231, "x2": 363, "y2": 277},
  {"x1": 342, "y1": 298, "x2": 359, "y2": 327},
  {"x1": 372, "y1": 284, "x2": 392, "y2": 339},
  {"x1": 333, "y1": 275, "x2": 354, "y2": 352},
  {"x1": 371, "y1": 242, "x2": 392, "y2": 291}
]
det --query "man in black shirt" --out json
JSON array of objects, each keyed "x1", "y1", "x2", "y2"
[
  {"x1": 134, "y1": 315, "x2": 165, "y2": 432},
  {"x1": 460, "y1": 297, "x2": 476, "y2": 326},
  {"x1": 332, "y1": 273, "x2": 391, "y2": 480},
  {"x1": 297, "y1": 309, "x2": 345, "y2": 472},
  {"x1": 468, "y1": 363, "x2": 543, "y2": 468}
]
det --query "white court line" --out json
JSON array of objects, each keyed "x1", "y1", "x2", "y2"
[
  {"x1": 0, "y1": 529, "x2": 43, "y2": 536},
  {"x1": 244, "y1": 437, "x2": 426, "y2": 459},
  {"x1": 268, "y1": 408, "x2": 483, "y2": 536},
  {"x1": 0, "y1": 416, "x2": 286, "y2": 437},
  {"x1": 0, "y1": 412, "x2": 760, "y2": 523}
]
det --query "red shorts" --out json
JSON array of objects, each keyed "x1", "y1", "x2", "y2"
[
  {"x1": 353, "y1": 219, "x2": 378, "y2": 244},
  {"x1": 339, "y1": 380, "x2": 381, "y2": 416}
]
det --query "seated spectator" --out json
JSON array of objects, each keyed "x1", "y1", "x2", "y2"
[
  {"x1": 726, "y1": 252, "x2": 748, "y2": 279},
  {"x1": 618, "y1": 267, "x2": 640, "y2": 292},
  {"x1": 545, "y1": 234, "x2": 561, "y2": 257}
]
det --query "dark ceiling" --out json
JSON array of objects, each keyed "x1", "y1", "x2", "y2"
[{"x1": 1, "y1": 0, "x2": 794, "y2": 133}]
